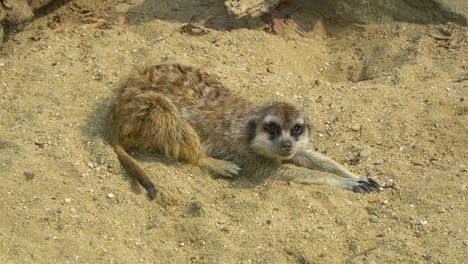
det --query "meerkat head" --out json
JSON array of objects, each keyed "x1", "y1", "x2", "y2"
[{"x1": 248, "y1": 102, "x2": 311, "y2": 160}]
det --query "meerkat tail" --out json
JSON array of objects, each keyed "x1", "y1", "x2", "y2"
[{"x1": 114, "y1": 144, "x2": 157, "y2": 199}]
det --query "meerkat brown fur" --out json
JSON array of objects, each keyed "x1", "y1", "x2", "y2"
[{"x1": 106, "y1": 64, "x2": 380, "y2": 199}]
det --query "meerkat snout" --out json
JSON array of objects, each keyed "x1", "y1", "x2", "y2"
[
  {"x1": 280, "y1": 139, "x2": 292, "y2": 151},
  {"x1": 249, "y1": 103, "x2": 310, "y2": 160}
]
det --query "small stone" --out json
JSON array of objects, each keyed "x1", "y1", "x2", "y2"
[
  {"x1": 383, "y1": 180, "x2": 394, "y2": 188},
  {"x1": 373, "y1": 160, "x2": 383, "y2": 165},
  {"x1": 64, "y1": 198, "x2": 71, "y2": 203},
  {"x1": 30, "y1": 32, "x2": 42, "y2": 41},
  {"x1": 87, "y1": 162, "x2": 94, "y2": 168},
  {"x1": 107, "y1": 193, "x2": 115, "y2": 198},
  {"x1": 349, "y1": 145, "x2": 360, "y2": 153},
  {"x1": 369, "y1": 215, "x2": 379, "y2": 223},
  {"x1": 24, "y1": 171, "x2": 35, "y2": 180},
  {"x1": 420, "y1": 219, "x2": 428, "y2": 225},
  {"x1": 13, "y1": 34, "x2": 21, "y2": 42},
  {"x1": 96, "y1": 156, "x2": 106, "y2": 165}
]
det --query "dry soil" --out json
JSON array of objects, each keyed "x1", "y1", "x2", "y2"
[{"x1": 0, "y1": 0, "x2": 467, "y2": 263}]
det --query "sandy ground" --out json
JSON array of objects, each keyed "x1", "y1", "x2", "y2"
[{"x1": 0, "y1": 0, "x2": 467, "y2": 263}]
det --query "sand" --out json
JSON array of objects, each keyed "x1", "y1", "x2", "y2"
[{"x1": 0, "y1": 0, "x2": 466, "y2": 263}]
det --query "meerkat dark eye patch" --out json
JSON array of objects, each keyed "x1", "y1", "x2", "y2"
[
  {"x1": 263, "y1": 122, "x2": 281, "y2": 137},
  {"x1": 291, "y1": 124, "x2": 303, "y2": 137}
]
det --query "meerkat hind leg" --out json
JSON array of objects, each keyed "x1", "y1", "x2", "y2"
[
  {"x1": 135, "y1": 93, "x2": 240, "y2": 177},
  {"x1": 199, "y1": 157, "x2": 241, "y2": 178}
]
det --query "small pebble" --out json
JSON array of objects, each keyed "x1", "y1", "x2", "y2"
[
  {"x1": 420, "y1": 219, "x2": 428, "y2": 225},
  {"x1": 64, "y1": 198, "x2": 71, "y2": 203},
  {"x1": 87, "y1": 162, "x2": 94, "y2": 168},
  {"x1": 383, "y1": 180, "x2": 394, "y2": 189},
  {"x1": 349, "y1": 145, "x2": 360, "y2": 153},
  {"x1": 97, "y1": 156, "x2": 106, "y2": 165},
  {"x1": 13, "y1": 35, "x2": 21, "y2": 42},
  {"x1": 107, "y1": 193, "x2": 115, "y2": 198},
  {"x1": 24, "y1": 171, "x2": 35, "y2": 180},
  {"x1": 373, "y1": 160, "x2": 383, "y2": 165},
  {"x1": 369, "y1": 215, "x2": 379, "y2": 223}
]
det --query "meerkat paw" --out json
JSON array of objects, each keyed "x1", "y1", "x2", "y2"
[
  {"x1": 200, "y1": 157, "x2": 241, "y2": 178},
  {"x1": 217, "y1": 160, "x2": 241, "y2": 178},
  {"x1": 348, "y1": 177, "x2": 380, "y2": 193}
]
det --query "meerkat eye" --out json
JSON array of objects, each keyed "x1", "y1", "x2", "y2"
[
  {"x1": 291, "y1": 124, "x2": 303, "y2": 136},
  {"x1": 263, "y1": 122, "x2": 279, "y2": 135}
]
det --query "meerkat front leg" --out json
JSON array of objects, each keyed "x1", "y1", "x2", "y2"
[
  {"x1": 287, "y1": 145, "x2": 380, "y2": 191},
  {"x1": 275, "y1": 164, "x2": 377, "y2": 192}
]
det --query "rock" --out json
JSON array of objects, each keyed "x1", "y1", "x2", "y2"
[
  {"x1": 225, "y1": 0, "x2": 282, "y2": 18},
  {"x1": 13, "y1": 34, "x2": 21, "y2": 42},
  {"x1": 2, "y1": 0, "x2": 34, "y2": 25},
  {"x1": 349, "y1": 145, "x2": 360, "y2": 153},
  {"x1": 23, "y1": 171, "x2": 35, "y2": 180},
  {"x1": 305, "y1": 0, "x2": 467, "y2": 25},
  {"x1": 369, "y1": 215, "x2": 379, "y2": 223},
  {"x1": 373, "y1": 160, "x2": 383, "y2": 165},
  {"x1": 96, "y1": 156, "x2": 106, "y2": 165},
  {"x1": 187, "y1": 201, "x2": 205, "y2": 217},
  {"x1": 107, "y1": 193, "x2": 115, "y2": 198}
]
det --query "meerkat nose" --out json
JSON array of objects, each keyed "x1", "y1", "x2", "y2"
[{"x1": 281, "y1": 140, "x2": 292, "y2": 151}]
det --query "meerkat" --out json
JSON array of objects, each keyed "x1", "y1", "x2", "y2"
[{"x1": 106, "y1": 64, "x2": 380, "y2": 199}]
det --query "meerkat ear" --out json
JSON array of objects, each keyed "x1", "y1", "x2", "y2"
[{"x1": 246, "y1": 119, "x2": 258, "y2": 142}]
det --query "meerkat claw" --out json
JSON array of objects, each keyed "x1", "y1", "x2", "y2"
[
  {"x1": 366, "y1": 178, "x2": 381, "y2": 190},
  {"x1": 353, "y1": 178, "x2": 380, "y2": 193},
  {"x1": 220, "y1": 161, "x2": 241, "y2": 178}
]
